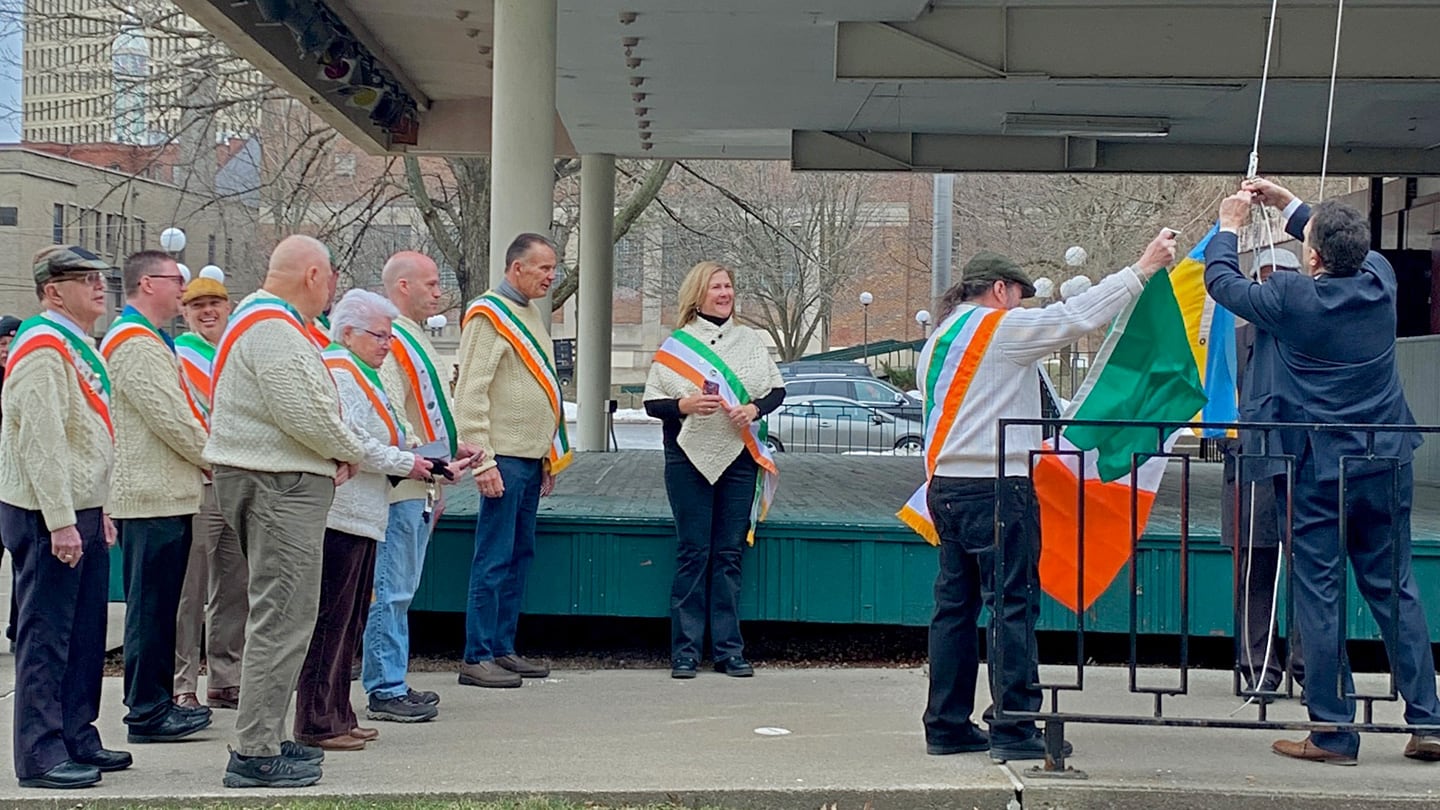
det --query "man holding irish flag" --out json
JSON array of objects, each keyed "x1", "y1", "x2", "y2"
[
  {"x1": 454, "y1": 234, "x2": 569, "y2": 690},
  {"x1": 909, "y1": 232, "x2": 1176, "y2": 763}
]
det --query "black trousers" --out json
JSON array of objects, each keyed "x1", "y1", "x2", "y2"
[
  {"x1": 119, "y1": 515, "x2": 194, "y2": 729},
  {"x1": 663, "y1": 447, "x2": 757, "y2": 662},
  {"x1": 1, "y1": 504, "x2": 108, "y2": 779},
  {"x1": 924, "y1": 476, "x2": 1042, "y2": 748}
]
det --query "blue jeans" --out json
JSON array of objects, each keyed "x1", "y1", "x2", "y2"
[
  {"x1": 464, "y1": 456, "x2": 543, "y2": 664},
  {"x1": 362, "y1": 499, "x2": 430, "y2": 700}
]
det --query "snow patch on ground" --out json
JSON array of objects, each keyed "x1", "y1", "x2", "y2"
[{"x1": 563, "y1": 401, "x2": 659, "y2": 425}]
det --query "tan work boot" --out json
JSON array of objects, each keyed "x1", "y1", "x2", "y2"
[
  {"x1": 495, "y1": 654, "x2": 550, "y2": 679},
  {"x1": 458, "y1": 660, "x2": 522, "y2": 688}
]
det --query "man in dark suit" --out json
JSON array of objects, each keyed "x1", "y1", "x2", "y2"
[
  {"x1": 1221, "y1": 248, "x2": 1304, "y2": 699},
  {"x1": 1205, "y1": 178, "x2": 1439, "y2": 766}
]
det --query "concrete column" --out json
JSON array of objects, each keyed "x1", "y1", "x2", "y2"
[
  {"x1": 489, "y1": 0, "x2": 557, "y2": 288},
  {"x1": 930, "y1": 173, "x2": 954, "y2": 314},
  {"x1": 577, "y1": 154, "x2": 616, "y2": 452}
]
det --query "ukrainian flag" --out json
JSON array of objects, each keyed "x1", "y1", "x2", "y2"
[{"x1": 1167, "y1": 224, "x2": 1239, "y2": 437}]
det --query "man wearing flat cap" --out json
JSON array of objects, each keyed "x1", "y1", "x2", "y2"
[
  {"x1": 914, "y1": 234, "x2": 1175, "y2": 763},
  {"x1": 0, "y1": 245, "x2": 126, "y2": 788}
]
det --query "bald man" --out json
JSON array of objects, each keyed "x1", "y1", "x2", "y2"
[
  {"x1": 203, "y1": 235, "x2": 366, "y2": 789},
  {"x1": 362, "y1": 252, "x2": 482, "y2": 723}
]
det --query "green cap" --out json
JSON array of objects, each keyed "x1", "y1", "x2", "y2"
[
  {"x1": 32, "y1": 244, "x2": 110, "y2": 283},
  {"x1": 961, "y1": 251, "x2": 1035, "y2": 299}
]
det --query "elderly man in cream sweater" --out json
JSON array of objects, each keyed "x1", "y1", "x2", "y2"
[
  {"x1": 101, "y1": 251, "x2": 214, "y2": 746},
  {"x1": 204, "y1": 235, "x2": 367, "y2": 789},
  {"x1": 454, "y1": 233, "x2": 567, "y2": 689}
]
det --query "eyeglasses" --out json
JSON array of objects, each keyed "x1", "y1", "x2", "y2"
[
  {"x1": 146, "y1": 273, "x2": 186, "y2": 284},
  {"x1": 52, "y1": 271, "x2": 105, "y2": 287},
  {"x1": 361, "y1": 328, "x2": 392, "y2": 343}
]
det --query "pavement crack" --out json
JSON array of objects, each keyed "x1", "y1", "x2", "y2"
[{"x1": 997, "y1": 763, "x2": 1024, "y2": 809}]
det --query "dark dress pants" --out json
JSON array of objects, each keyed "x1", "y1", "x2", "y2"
[
  {"x1": 924, "y1": 476, "x2": 1043, "y2": 749},
  {"x1": 664, "y1": 447, "x2": 757, "y2": 662},
  {"x1": 119, "y1": 516, "x2": 194, "y2": 729},
  {"x1": 1, "y1": 505, "x2": 108, "y2": 779},
  {"x1": 1287, "y1": 462, "x2": 1440, "y2": 757},
  {"x1": 295, "y1": 529, "x2": 377, "y2": 742}
]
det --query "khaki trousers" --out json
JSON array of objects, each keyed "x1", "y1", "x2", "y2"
[
  {"x1": 213, "y1": 466, "x2": 334, "y2": 758},
  {"x1": 174, "y1": 484, "x2": 250, "y2": 695}
]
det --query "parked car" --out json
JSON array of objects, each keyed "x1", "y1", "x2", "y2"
[
  {"x1": 777, "y1": 360, "x2": 874, "y2": 379},
  {"x1": 783, "y1": 375, "x2": 922, "y2": 421},
  {"x1": 763, "y1": 396, "x2": 923, "y2": 455}
]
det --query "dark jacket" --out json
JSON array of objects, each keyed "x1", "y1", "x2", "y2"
[{"x1": 1204, "y1": 205, "x2": 1421, "y2": 482}]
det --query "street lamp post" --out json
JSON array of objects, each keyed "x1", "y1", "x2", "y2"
[
  {"x1": 160, "y1": 227, "x2": 191, "y2": 283},
  {"x1": 915, "y1": 309, "x2": 931, "y2": 338},
  {"x1": 859, "y1": 291, "x2": 873, "y2": 364}
]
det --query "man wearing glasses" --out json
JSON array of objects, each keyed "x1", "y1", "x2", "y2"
[
  {"x1": 100, "y1": 251, "x2": 213, "y2": 746},
  {"x1": 0, "y1": 245, "x2": 124, "y2": 788}
]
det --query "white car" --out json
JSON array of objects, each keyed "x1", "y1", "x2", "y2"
[{"x1": 763, "y1": 396, "x2": 923, "y2": 455}]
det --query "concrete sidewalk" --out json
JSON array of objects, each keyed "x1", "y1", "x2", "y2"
[{"x1": 1, "y1": 656, "x2": 1439, "y2": 809}]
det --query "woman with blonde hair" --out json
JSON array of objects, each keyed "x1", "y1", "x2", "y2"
[{"x1": 643, "y1": 261, "x2": 785, "y2": 679}]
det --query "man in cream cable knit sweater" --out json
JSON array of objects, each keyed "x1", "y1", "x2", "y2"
[
  {"x1": 454, "y1": 233, "x2": 563, "y2": 689},
  {"x1": 204, "y1": 235, "x2": 367, "y2": 789},
  {"x1": 1, "y1": 245, "x2": 125, "y2": 789},
  {"x1": 102, "y1": 251, "x2": 214, "y2": 746}
]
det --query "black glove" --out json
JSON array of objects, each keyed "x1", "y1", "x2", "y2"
[{"x1": 425, "y1": 457, "x2": 455, "y2": 481}]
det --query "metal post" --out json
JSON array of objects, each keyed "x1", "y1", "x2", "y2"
[
  {"x1": 489, "y1": 0, "x2": 557, "y2": 289},
  {"x1": 577, "y1": 154, "x2": 615, "y2": 453},
  {"x1": 931, "y1": 174, "x2": 954, "y2": 312},
  {"x1": 859, "y1": 290, "x2": 873, "y2": 365}
]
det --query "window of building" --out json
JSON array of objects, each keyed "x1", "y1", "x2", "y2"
[
  {"x1": 53, "y1": 204, "x2": 65, "y2": 243},
  {"x1": 106, "y1": 214, "x2": 120, "y2": 256},
  {"x1": 225, "y1": 237, "x2": 233, "y2": 267},
  {"x1": 333, "y1": 153, "x2": 357, "y2": 178},
  {"x1": 91, "y1": 210, "x2": 102, "y2": 251},
  {"x1": 78, "y1": 208, "x2": 89, "y2": 248},
  {"x1": 0, "y1": 207, "x2": 17, "y2": 227},
  {"x1": 207, "y1": 234, "x2": 217, "y2": 264}
]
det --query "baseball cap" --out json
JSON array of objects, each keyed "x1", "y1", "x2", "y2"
[
  {"x1": 182, "y1": 277, "x2": 230, "y2": 304},
  {"x1": 0, "y1": 316, "x2": 20, "y2": 338},
  {"x1": 32, "y1": 245, "x2": 110, "y2": 284},
  {"x1": 962, "y1": 251, "x2": 1036, "y2": 299},
  {"x1": 1251, "y1": 247, "x2": 1301, "y2": 277}
]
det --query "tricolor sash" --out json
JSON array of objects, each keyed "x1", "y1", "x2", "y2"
[
  {"x1": 652, "y1": 330, "x2": 779, "y2": 545},
  {"x1": 101, "y1": 312, "x2": 207, "y2": 429},
  {"x1": 391, "y1": 320, "x2": 457, "y2": 457},
  {"x1": 322, "y1": 344, "x2": 405, "y2": 447},
  {"x1": 175, "y1": 332, "x2": 215, "y2": 418},
  {"x1": 5, "y1": 312, "x2": 113, "y2": 437},
  {"x1": 211, "y1": 294, "x2": 319, "y2": 403},
  {"x1": 463, "y1": 293, "x2": 572, "y2": 474},
  {"x1": 308, "y1": 313, "x2": 331, "y2": 349},
  {"x1": 897, "y1": 306, "x2": 1007, "y2": 544}
]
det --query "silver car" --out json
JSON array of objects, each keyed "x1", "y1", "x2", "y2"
[{"x1": 763, "y1": 396, "x2": 924, "y2": 455}]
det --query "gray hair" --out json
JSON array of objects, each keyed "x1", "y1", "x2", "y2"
[{"x1": 330, "y1": 288, "x2": 398, "y2": 338}]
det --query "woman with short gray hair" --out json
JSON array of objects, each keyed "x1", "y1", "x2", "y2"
[{"x1": 293, "y1": 289, "x2": 470, "y2": 751}]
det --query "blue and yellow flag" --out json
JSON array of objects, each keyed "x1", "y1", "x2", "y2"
[{"x1": 1167, "y1": 224, "x2": 1239, "y2": 437}]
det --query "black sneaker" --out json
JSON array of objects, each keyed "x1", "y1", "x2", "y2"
[
  {"x1": 714, "y1": 656, "x2": 755, "y2": 677},
  {"x1": 223, "y1": 750, "x2": 322, "y2": 788},
  {"x1": 367, "y1": 693, "x2": 438, "y2": 723},
  {"x1": 127, "y1": 707, "x2": 212, "y2": 743},
  {"x1": 280, "y1": 740, "x2": 324, "y2": 766},
  {"x1": 671, "y1": 658, "x2": 698, "y2": 679},
  {"x1": 407, "y1": 687, "x2": 441, "y2": 706}
]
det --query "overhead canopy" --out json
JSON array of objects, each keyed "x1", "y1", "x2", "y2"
[{"x1": 171, "y1": 0, "x2": 1440, "y2": 173}]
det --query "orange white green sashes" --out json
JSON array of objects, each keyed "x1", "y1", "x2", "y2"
[
  {"x1": 308, "y1": 313, "x2": 330, "y2": 349},
  {"x1": 211, "y1": 293, "x2": 320, "y2": 401},
  {"x1": 463, "y1": 293, "x2": 572, "y2": 474},
  {"x1": 5, "y1": 312, "x2": 112, "y2": 437},
  {"x1": 897, "y1": 306, "x2": 1007, "y2": 545},
  {"x1": 390, "y1": 320, "x2": 457, "y2": 457},
  {"x1": 652, "y1": 329, "x2": 778, "y2": 545},
  {"x1": 322, "y1": 343, "x2": 405, "y2": 447},
  {"x1": 101, "y1": 311, "x2": 208, "y2": 429},
  {"x1": 174, "y1": 332, "x2": 215, "y2": 418}
]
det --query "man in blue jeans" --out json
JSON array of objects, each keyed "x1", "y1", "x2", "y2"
[
  {"x1": 367, "y1": 252, "x2": 484, "y2": 720},
  {"x1": 453, "y1": 234, "x2": 569, "y2": 689}
]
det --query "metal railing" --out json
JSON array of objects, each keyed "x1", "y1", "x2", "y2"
[{"x1": 993, "y1": 416, "x2": 1440, "y2": 775}]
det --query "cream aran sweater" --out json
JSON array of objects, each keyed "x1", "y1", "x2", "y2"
[
  {"x1": 381, "y1": 314, "x2": 438, "y2": 504},
  {"x1": 107, "y1": 326, "x2": 209, "y2": 519},
  {"x1": 643, "y1": 318, "x2": 784, "y2": 484},
  {"x1": 454, "y1": 292, "x2": 558, "y2": 473},
  {"x1": 203, "y1": 291, "x2": 366, "y2": 476},
  {"x1": 327, "y1": 363, "x2": 417, "y2": 542},
  {"x1": 0, "y1": 314, "x2": 114, "y2": 529}
]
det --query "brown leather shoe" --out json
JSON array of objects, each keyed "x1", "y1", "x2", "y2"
[
  {"x1": 349, "y1": 726, "x2": 380, "y2": 742},
  {"x1": 206, "y1": 686, "x2": 240, "y2": 709},
  {"x1": 1272, "y1": 737, "x2": 1357, "y2": 765},
  {"x1": 174, "y1": 692, "x2": 202, "y2": 710},
  {"x1": 298, "y1": 733, "x2": 366, "y2": 752},
  {"x1": 458, "y1": 660, "x2": 522, "y2": 688},
  {"x1": 1404, "y1": 734, "x2": 1440, "y2": 761},
  {"x1": 495, "y1": 654, "x2": 550, "y2": 678}
]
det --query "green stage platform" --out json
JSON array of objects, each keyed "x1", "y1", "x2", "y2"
[{"x1": 413, "y1": 452, "x2": 1440, "y2": 641}]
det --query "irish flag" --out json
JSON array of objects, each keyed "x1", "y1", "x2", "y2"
[{"x1": 1036, "y1": 250, "x2": 1211, "y2": 612}]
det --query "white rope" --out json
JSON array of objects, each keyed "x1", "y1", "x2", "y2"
[
  {"x1": 1247, "y1": 0, "x2": 1285, "y2": 178},
  {"x1": 1318, "y1": 0, "x2": 1345, "y2": 201}
]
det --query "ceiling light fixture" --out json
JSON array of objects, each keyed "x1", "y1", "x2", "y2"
[
  {"x1": 619, "y1": 11, "x2": 637, "y2": 24},
  {"x1": 1002, "y1": 113, "x2": 1170, "y2": 138},
  {"x1": 626, "y1": 57, "x2": 642, "y2": 69}
]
